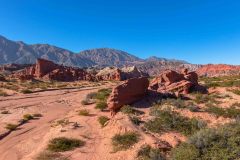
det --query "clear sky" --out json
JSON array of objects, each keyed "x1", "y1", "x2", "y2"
[{"x1": 0, "y1": 0, "x2": 240, "y2": 64}]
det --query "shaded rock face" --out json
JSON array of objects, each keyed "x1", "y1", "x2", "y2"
[
  {"x1": 107, "y1": 77, "x2": 149, "y2": 114},
  {"x1": 96, "y1": 66, "x2": 149, "y2": 81},
  {"x1": 0, "y1": 74, "x2": 6, "y2": 81},
  {"x1": 149, "y1": 69, "x2": 204, "y2": 97},
  {"x1": 12, "y1": 59, "x2": 95, "y2": 81},
  {"x1": 197, "y1": 64, "x2": 240, "y2": 77}
]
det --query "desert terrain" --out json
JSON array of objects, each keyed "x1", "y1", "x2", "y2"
[{"x1": 1, "y1": 66, "x2": 240, "y2": 160}]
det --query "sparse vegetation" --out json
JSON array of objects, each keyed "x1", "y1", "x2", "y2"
[
  {"x1": 137, "y1": 145, "x2": 165, "y2": 160},
  {"x1": 200, "y1": 75, "x2": 240, "y2": 88},
  {"x1": 230, "y1": 89, "x2": 240, "y2": 95},
  {"x1": 33, "y1": 113, "x2": 43, "y2": 117},
  {"x1": 0, "y1": 90, "x2": 8, "y2": 96},
  {"x1": 194, "y1": 93, "x2": 219, "y2": 104},
  {"x1": 1, "y1": 110, "x2": 10, "y2": 114},
  {"x1": 21, "y1": 89, "x2": 33, "y2": 94},
  {"x1": 78, "y1": 109, "x2": 90, "y2": 116},
  {"x1": 130, "y1": 116, "x2": 142, "y2": 126},
  {"x1": 56, "y1": 119, "x2": 69, "y2": 126},
  {"x1": 112, "y1": 132, "x2": 139, "y2": 151},
  {"x1": 5, "y1": 123, "x2": 18, "y2": 131},
  {"x1": 95, "y1": 88, "x2": 111, "y2": 101},
  {"x1": 95, "y1": 101, "x2": 107, "y2": 111},
  {"x1": 171, "y1": 122, "x2": 240, "y2": 160},
  {"x1": 47, "y1": 137, "x2": 85, "y2": 152},
  {"x1": 23, "y1": 114, "x2": 34, "y2": 121},
  {"x1": 206, "y1": 105, "x2": 240, "y2": 118},
  {"x1": 36, "y1": 151, "x2": 68, "y2": 160},
  {"x1": 145, "y1": 109, "x2": 206, "y2": 135},
  {"x1": 98, "y1": 116, "x2": 110, "y2": 127},
  {"x1": 121, "y1": 105, "x2": 144, "y2": 115}
]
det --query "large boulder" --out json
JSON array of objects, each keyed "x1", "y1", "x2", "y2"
[
  {"x1": 149, "y1": 69, "x2": 205, "y2": 97},
  {"x1": 107, "y1": 77, "x2": 149, "y2": 115}
]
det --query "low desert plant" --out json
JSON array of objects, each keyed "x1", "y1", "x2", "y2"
[
  {"x1": 171, "y1": 122, "x2": 240, "y2": 160},
  {"x1": 145, "y1": 110, "x2": 206, "y2": 135},
  {"x1": 78, "y1": 109, "x2": 90, "y2": 116},
  {"x1": 1, "y1": 110, "x2": 10, "y2": 114},
  {"x1": 23, "y1": 114, "x2": 34, "y2": 121},
  {"x1": 112, "y1": 132, "x2": 139, "y2": 151},
  {"x1": 137, "y1": 145, "x2": 165, "y2": 160},
  {"x1": 33, "y1": 113, "x2": 43, "y2": 117},
  {"x1": 206, "y1": 105, "x2": 240, "y2": 118},
  {"x1": 121, "y1": 105, "x2": 144, "y2": 115},
  {"x1": 5, "y1": 123, "x2": 18, "y2": 131},
  {"x1": 130, "y1": 116, "x2": 142, "y2": 126},
  {"x1": 230, "y1": 89, "x2": 240, "y2": 95},
  {"x1": 36, "y1": 151, "x2": 68, "y2": 160},
  {"x1": 47, "y1": 137, "x2": 85, "y2": 152},
  {"x1": 56, "y1": 119, "x2": 69, "y2": 126},
  {"x1": 21, "y1": 89, "x2": 33, "y2": 94},
  {"x1": 98, "y1": 116, "x2": 110, "y2": 127},
  {"x1": 95, "y1": 88, "x2": 111, "y2": 101},
  {"x1": 95, "y1": 101, "x2": 107, "y2": 111}
]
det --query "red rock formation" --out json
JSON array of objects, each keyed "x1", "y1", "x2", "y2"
[
  {"x1": 107, "y1": 77, "x2": 149, "y2": 115},
  {"x1": 197, "y1": 64, "x2": 240, "y2": 77},
  {"x1": 149, "y1": 69, "x2": 204, "y2": 97},
  {"x1": 11, "y1": 59, "x2": 96, "y2": 81},
  {"x1": 0, "y1": 74, "x2": 6, "y2": 81}
]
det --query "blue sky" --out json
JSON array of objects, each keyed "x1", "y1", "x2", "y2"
[{"x1": 0, "y1": 0, "x2": 240, "y2": 64}]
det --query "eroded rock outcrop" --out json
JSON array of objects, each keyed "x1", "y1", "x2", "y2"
[
  {"x1": 12, "y1": 59, "x2": 96, "y2": 81},
  {"x1": 149, "y1": 69, "x2": 205, "y2": 97},
  {"x1": 96, "y1": 66, "x2": 148, "y2": 81},
  {"x1": 107, "y1": 77, "x2": 149, "y2": 114}
]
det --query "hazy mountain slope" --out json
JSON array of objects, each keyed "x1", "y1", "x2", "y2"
[
  {"x1": 79, "y1": 48, "x2": 143, "y2": 67},
  {"x1": 0, "y1": 35, "x2": 94, "y2": 67}
]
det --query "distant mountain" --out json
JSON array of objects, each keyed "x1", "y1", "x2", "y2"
[
  {"x1": 0, "y1": 35, "x2": 200, "y2": 76},
  {"x1": 79, "y1": 48, "x2": 143, "y2": 67}
]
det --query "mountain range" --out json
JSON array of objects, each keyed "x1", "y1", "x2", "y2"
[{"x1": 0, "y1": 35, "x2": 199, "y2": 75}]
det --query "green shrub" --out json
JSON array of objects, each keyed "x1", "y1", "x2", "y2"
[
  {"x1": 171, "y1": 123, "x2": 240, "y2": 160},
  {"x1": 171, "y1": 143, "x2": 200, "y2": 160},
  {"x1": 137, "y1": 145, "x2": 165, "y2": 160},
  {"x1": 95, "y1": 101, "x2": 107, "y2": 111},
  {"x1": 78, "y1": 109, "x2": 90, "y2": 116},
  {"x1": 21, "y1": 89, "x2": 33, "y2": 94},
  {"x1": 98, "y1": 116, "x2": 110, "y2": 127},
  {"x1": 5, "y1": 123, "x2": 18, "y2": 131},
  {"x1": 95, "y1": 88, "x2": 111, "y2": 101},
  {"x1": 130, "y1": 116, "x2": 142, "y2": 126},
  {"x1": 121, "y1": 105, "x2": 144, "y2": 115},
  {"x1": 36, "y1": 151, "x2": 68, "y2": 160},
  {"x1": 145, "y1": 110, "x2": 206, "y2": 136},
  {"x1": 47, "y1": 137, "x2": 85, "y2": 152},
  {"x1": 112, "y1": 132, "x2": 139, "y2": 151},
  {"x1": 23, "y1": 114, "x2": 34, "y2": 121}
]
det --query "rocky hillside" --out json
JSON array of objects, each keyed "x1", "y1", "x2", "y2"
[
  {"x1": 0, "y1": 35, "x2": 196, "y2": 74},
  {"x1": 197, "y1": 64, "x2": 240, "y2": 77}
]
